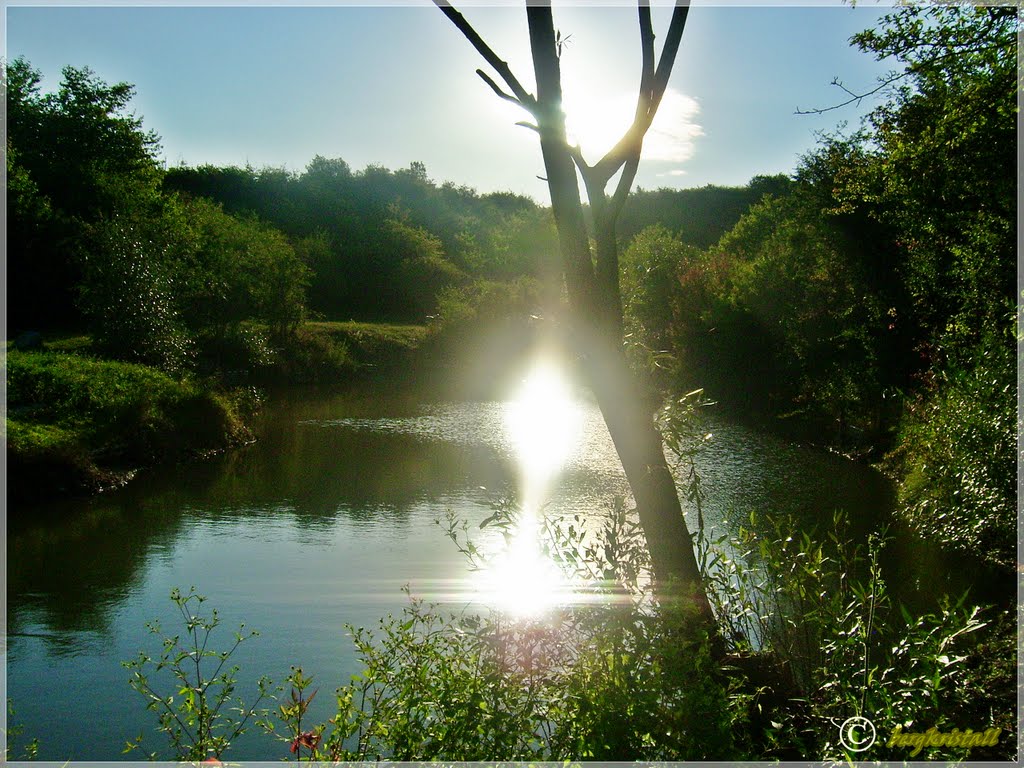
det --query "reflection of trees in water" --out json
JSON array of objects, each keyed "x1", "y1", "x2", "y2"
[
  {"x1": 7, "y1": 411, "x2": 516, "y2": 638},
  {"x1": 204, "y1": 426, "x2": 514, "y2": 518},
  {"x1": 8, "y1": 487, "x2": 193, "y2": 644}
]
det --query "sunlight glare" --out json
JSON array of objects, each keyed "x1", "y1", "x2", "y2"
[
  {"x1": 472, "y1": 361, "x2": 584, "y2": 617},
  {"x1": 503, "y1": 361, "x2": 583, "y2": 511},
  {"x1": 475, "y1": 512, "x2": 571, "y2": 618}
]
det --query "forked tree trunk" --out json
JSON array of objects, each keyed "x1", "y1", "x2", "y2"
[{"x1": 437, "y1": 0, "x2": 714, "y2": 628}]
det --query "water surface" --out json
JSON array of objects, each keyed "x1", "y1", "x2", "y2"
[{"x1": 6, "y1": 382, "x2": 982, "y2": 760}]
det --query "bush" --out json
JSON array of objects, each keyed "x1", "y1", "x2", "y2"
[
  {"x1": 700, "y1": 511, "x2": 995, "y2": 760},
  {"x1": 887, "y1": 326, "x2": 1016, "y2": 567},
  {"x1": 78, "y1": 213, "x2": 194, "y2": 374},
  {"x1": 5, "y1": 350, "x2": 251, "y2": 497}
]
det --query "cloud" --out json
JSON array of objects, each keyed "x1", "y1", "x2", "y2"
[
  {"x1": 560, "y1": 85, "x2": 702, "y2": 168},
  {"x1": 656, "y1": 169, "x2": 689, "y2": 177},
  {"x1": 644, "y1": 89, "x2": 703, "y2": 164}
]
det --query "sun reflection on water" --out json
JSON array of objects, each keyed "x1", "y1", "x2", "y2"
[
  {"x1": 503, "y1": 361, "x2": 583, "y2": 511},
  {"x1": 473, "y1": 360, "x2": 585, "y2": 617}
]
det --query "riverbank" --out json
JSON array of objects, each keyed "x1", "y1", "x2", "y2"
[
  {"x1": 5, "y1": 321, "x2": 431, "y2": 505},
  {"x1": 6, "y1": 349, "x2": 253, "y2": 504}
]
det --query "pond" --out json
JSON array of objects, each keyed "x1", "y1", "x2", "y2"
[{"x1": 5, "y1": 364, "x2": 989, "y2": 760}]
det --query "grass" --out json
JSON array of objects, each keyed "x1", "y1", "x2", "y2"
[
  {"x1": 304, "y1": 321, "x2": 428, "y2": 361},
  {"x1": 6, "y1": 349, "x2": 252, "y2": 501}
]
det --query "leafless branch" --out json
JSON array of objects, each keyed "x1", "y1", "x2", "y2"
[
  {"x1": 590, "y1": 0, "x2": 690, "y2": 187},
  {"x1": 609, "y1": 155, "x2": 640, "y2": 222},
  {"x1": 475, "y1": 70, "x2": 524, "y2": 108},
  {"x1": 567, "y1": 141, "x2": 591, "y2": 176},
  {"x1": 795, "y1": 71, "x2": 905, "y2": 115},
  {"x1": 433, "y1": 0, "x2": 537, "y2": 114}
]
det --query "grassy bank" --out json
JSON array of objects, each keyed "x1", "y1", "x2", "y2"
[
  {"x1": 193, "y1": 321, "x2": 429, "y2": 386},
  {"x1": 300, "y1": 321, "x2": 427, "y2": 373},
  {"x1": 4, "y1": 321, "x2": 432, "y2": 503},
  {"x1": 6, "y1": 349, "x2": 253, "y2": 503}
]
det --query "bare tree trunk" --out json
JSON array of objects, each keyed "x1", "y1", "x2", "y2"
[{"x1": 436, "y1": 0, "x2": 714, "y2": 627}]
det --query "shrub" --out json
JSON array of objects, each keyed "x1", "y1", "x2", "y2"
[
  {"x1": 888, "y1": 326, "x2": 1016, "y2": 567},
  {"x1": 123, "y1": 587, "x2": 273, "y2": 761},
  {"x1": 78, "y1": 213, "x2": 194, "y2": 374},
  {"x1": 5, "y1": 350, "x2": 251, "y2": 488},
  {"x1": 700, "y1": 511, "x2": 993, "y2": 760}
]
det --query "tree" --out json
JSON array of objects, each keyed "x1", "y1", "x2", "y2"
[
  {"x1": 620, "y1": 224, "x2": 698, "y2": 386},
  {"x1": 77, "y1": 208, "x2": 194, "y2": 374},
  {"x1": 176, "y1": 197, "x2": 310, "y2": 341},
  {"x1": 845, "y1": 5, "x2": 1017, "y2": 564},
  {"x1": 435, "y1": 0, "x2": 713, "y2": 621},
  {"x1": 849, "y1": 4, "x2": 1016, "y2": 363},
  {"x1": 5, "y1": 58, "x2": 164, "y2": 329}
]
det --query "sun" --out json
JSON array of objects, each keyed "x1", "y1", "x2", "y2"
[{"x1": 561, "y1": 88, "x2": 635, "y2": 162}]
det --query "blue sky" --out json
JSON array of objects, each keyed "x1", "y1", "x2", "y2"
[{"x1": 4, "y1": 2, "x2": 896, "y2": 201}]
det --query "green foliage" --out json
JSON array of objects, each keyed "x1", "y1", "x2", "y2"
[
  {"x1": 618, "y1": 178, "x2": 791, "y2": 250},
  {"x1": 164, "y1": 159, "x2": 553, "y2": 324},
  {"x1": 817, "y1": 5, "x2": 1018, "y2": 557},
  {"x1": 5, "y1": 350, "x2": 250, "y2": 495},
  {"x1": 5, "y1": 57, "x2": 313, "y2": 374},
  {"x1": 275, "y1": 667, "x2": 323, "y2": 760},
  {"x1": 699, "y1": 512, "x2": 991, "y2": 761},
  {"x1": 383, "y1": 216, "x2": 467, "y2": 318},
  {"x1": 5, "y1": 57, "x2": 162, "y2": 220},
  {"x1": 676, "y1": 185, "x2": 888, "y2": 428},
  {"x1": 430, "y1": 277, "x2": 540, "y2": 342},
  {"x1": 482, "y1": 205, "x2": 559, "y2": 280},
  {"x1": 6, "y1": 413, "x2": 78, "y2": 456},
  {"x1": 888, "y1": 324, "x2": 1016, "y2": 566},
  {"x1": 847, "y1": 4, "x2": 1016, "y2": 361},
  {"x1": 5, "y1": 57, "x2": 164, "y2": 329},
  {"x1": 78, "y1": 211, "x2": 195, "y2": 374},
  {"x1": 179, "y1": 197, "x2": 310, "y2": 342},
  {"x1": 5, "y1": 699, "x2": 40, "y2": 761},
  {"x1": 620, "y1": 225, "x2": 700, "y2": 382},
  {"x1": 122, "y1": 587, "x2": 273, "y2": 761},
  {"x1": 650, "y1": 3, "x2": 1015, "y2": 482}
]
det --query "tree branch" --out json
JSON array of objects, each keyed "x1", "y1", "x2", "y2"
[
  {"x1": 609, "y1": 154, "x2": 640, "y2": 222},
  {"x1": 476, "y1": 69, "x2": 524, "y2": 108},
  {"x1": 433, "y1": 0, "x2": 537, "y2": 114},
  {"x1": 795, "y1": 72, "x2": 905, "y2": 115},
  {"x1": 636, "y1": 1, "x2": 656, "y2": 120},
  {"x1": 591, "y1": 0, "x2": 691, "y2": 187}
]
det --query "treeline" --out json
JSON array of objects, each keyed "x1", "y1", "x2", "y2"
[
  {"x1": 6, "y1": 50, "x2": 778, "y2": 377},
  {"x1": 161, "y1": 161, "x2": 559, "y2": 323},
  {"x1": 619, "y1": 4, "x2": 1016, "y2": 566},
  {"x1": 5, "y1": 57, "x2": 562, "y2": 373}
]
